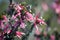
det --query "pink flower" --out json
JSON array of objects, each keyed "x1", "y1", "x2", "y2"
[
  {"x1": 34, "y1": 13, "x2": 46, "y2": 25},
  {"x1": 20, "y1": 22, "x2": 26, "y2": 29},
  {"x1": 41, "y1": 2, "x2": 48, "y2": 11},
  {"x1": 25, "y1": 11, "x2": 34, "y2": 22},
  {"x1": 16, "y1": 31, "x2": 25, "y2": 38},
  {"x1": 33, "y1": 13, "x2": 46, "y2": 33},
  {"x1": 50, "y1": 34, "x2": 55, "y2": 40}
]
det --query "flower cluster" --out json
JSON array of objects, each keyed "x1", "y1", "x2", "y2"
[{"x1": 0, "y1": 0, "x2": 46, "y2": 40}]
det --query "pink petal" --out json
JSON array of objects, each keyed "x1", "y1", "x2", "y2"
[{"x1": 16, "y1": 31, "x2": 25, "y2": 38}]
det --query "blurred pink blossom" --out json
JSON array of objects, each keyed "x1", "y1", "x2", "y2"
[
  {"x1": 41, "y1": 2, "x2": 48, "y2": 11},
  {"x1": 52, "y1": 2, "x2": 57, "y2": 9},
  {"x1": 55, "y1": 6, "x2": 60, "y2": 14},
  {"x1": 50, "y1": 35, "x2": 55, "y2": 40},
  {"x1": 52, "y1": 2, "x2": 60, "y2": 14}
]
